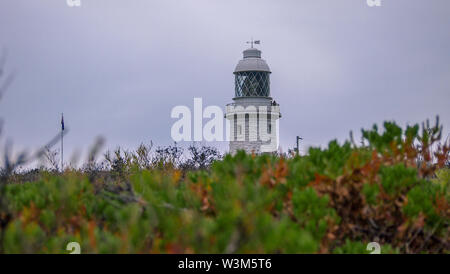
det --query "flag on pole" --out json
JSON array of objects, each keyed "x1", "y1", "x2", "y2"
[
  {"x1": 254, "y1": 40, "x2": 260, "y2": 45},
  {"x1": 61, "y1": 113, "x2": 65, "y2": 131}
]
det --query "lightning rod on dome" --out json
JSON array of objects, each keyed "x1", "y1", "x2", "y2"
[{"x1": 246, "y1": 38, "x2": 260, "y2": 48}]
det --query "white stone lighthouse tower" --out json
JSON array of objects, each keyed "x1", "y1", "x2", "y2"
[{"x1": 226, "y1": 41, "x2": 281, "y2": 154}]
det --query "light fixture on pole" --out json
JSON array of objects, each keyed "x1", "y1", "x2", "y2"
[{"x1": 296, "y1": 136, "x2": 303, "y2": 156}]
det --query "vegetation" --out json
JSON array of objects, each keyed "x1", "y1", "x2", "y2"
[{"x1": 0, "y1": 118, "x2": 448, "y2": 253}]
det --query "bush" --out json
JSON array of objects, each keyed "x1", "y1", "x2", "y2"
[{"x1": 0, "y1": 118, "x2": 448, "y2": 253}]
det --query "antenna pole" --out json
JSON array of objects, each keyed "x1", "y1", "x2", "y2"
[
  {"x1": 61, "y1": 113, "x2": 64, "y2": 172},
  {"x1": 247, "y1": 38, "x2": 255, "y2": 48},
  {"x1": 296, "y1": 136, "x2": 303, "y2": 156},
  {"x1": 61, "y1": 130, "x2": 63, "y2": 172}
]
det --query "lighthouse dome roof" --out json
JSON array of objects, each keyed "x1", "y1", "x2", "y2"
[{"x1": 234, "y1": 48, "x2": 271, "y2": 73}]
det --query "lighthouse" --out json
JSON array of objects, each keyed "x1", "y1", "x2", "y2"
[{"x1": 226, "y1": 41, "x2": 281, "y2": 154}]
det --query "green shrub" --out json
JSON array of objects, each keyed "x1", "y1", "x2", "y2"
[{"x1": 0, "y1": 119, "x2": 448, "y2": 253}]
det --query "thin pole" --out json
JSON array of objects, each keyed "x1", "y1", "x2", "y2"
[
  {"x1": 296, "y1": 136, "x2": 303, "y2": 156},
  {"x1": 61, "y1": 113, "x2": 64, "y2": 172},
  {"x1": 61, "y1": 129, "x2": 63, "y2": 172}
]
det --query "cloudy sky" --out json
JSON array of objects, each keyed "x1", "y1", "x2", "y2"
[{"x1": 0, "y1": 0, "x2": 449, "y2": 165}]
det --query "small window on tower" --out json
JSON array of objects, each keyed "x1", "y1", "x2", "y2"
[
  {"x1": 268, "y1": 123, "x2": 272, "y2": 134},
  {"x1": 238, "y1": 125, "x2": 242, "y2": 135}
]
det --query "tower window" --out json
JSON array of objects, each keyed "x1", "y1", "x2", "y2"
[{"x1": 235, "y1": 71, "x2": 270, "y2": 97}]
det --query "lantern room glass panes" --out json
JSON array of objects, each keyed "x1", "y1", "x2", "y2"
[{"x1": 235, "y1": 71, "x2": 270, "y2": 97}]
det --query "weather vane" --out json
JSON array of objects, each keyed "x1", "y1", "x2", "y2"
[{"x1": 246, "y1": 38, "x2": 260, "y2": 48}]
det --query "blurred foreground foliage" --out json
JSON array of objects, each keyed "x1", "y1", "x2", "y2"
[{"x1": 0, "y1": 119, "x2": 449, "y2": 254}]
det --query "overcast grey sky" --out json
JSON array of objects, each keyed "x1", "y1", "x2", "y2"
[{"x1": 0, "y1": 0, "x2": 449, "y2": 165}]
